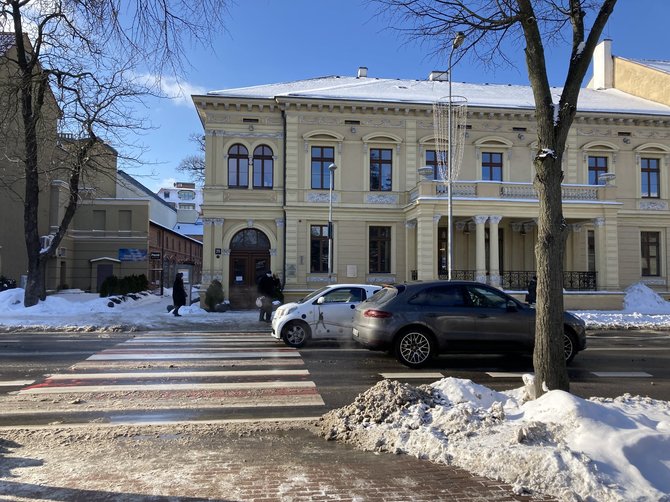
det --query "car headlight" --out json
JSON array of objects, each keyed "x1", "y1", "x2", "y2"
[{"x1": 276, "y1": 306, "x2": 297, "y2": 318}]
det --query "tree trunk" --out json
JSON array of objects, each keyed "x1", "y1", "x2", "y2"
[
  {"x1": 533, "y1": 154, "x2": 570, "y2": 395},
  {"x1": 24, "y1": 255, "x2": 47, "y2": 306}
]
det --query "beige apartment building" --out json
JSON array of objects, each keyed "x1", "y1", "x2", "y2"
[
  {"x1": 194, "y1": 41, "x2": 670, "y2": 309},
  {"x1": 1, "y1": 33, "x2": 151, "y2": 293}
]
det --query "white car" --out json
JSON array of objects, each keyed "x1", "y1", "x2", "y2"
[{"x1": 271, "y1": 284, "x2": 381, "y2": 347}]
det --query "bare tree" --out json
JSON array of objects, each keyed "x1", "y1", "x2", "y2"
[
  {"x1": 0, "y1": 1, "x2": 228, "y2": 307},
  {"x1": 177, "y1": 133, "x2": 205, "y2": 184},
  {"x1": 374, "y1": 0, "x2": 617, "y2": 396}
]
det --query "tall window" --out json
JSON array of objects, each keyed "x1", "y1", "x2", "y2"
[
  {"x1": 370, "y1": 148, "x2": 392, "y2": 191},
  {"x1": 310, "y1": 225, "x2": 329, "y2": 273},
  {"x1": 587, "y1": 230, "x2": 596, "y2": 272},
  {"x1": 641, "y1": 158, "x2": 660, "y2": 198},
  {"x1": 641, "y1": 231, "x2": 660, "y2": 276},
  {"x1": 481, "y1": 152, "x2": 503, "y2": 181},
  {"x1": 228, "y1": 144, "x2": 249, "y2": 188},
  {"x1": 369, "y1": 226, "x2": 391, "y2": 273},
  {"x1": 253, "y1": 145, "x2": 274, "y2": 188},
  {"x1": 426, "y1": 149, "x2": 448, "y2": 180},
  {"x1": 588, "y1": 156, "x2": 608, "y2": 185},
  {"x1": 311, "y1": 146, "x2": 335, "y2": 189}
]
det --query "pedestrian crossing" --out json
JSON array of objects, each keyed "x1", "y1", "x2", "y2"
[{"x1": 0, "y1": 332, "x2": 327, "y2": 426}]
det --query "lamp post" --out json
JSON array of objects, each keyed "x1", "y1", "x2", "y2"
[
  {"x1": 447, "y1": 31, "x2": 466, "y2": 281},
  {"x1": 328, "y1": 162, "x2": 337, "y2": 280}
]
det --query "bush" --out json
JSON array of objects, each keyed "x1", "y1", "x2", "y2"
[
  {"x1": 0, "y1": 275, "x2": 17, "y2": 292},
  {"x1": 99, "y1": 274, "x2": 149, "y2": 297},
  {"x1": 205, "y1": 279, "x2": 224, "y2": 312}
]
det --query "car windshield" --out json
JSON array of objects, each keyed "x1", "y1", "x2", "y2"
[{"x1": 298, "y1": 286, "x2": 331, "y2": 304}]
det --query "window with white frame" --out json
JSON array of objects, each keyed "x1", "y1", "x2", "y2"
[
  {"x1": 582, "y1": 142, "x2": 618, "y2": 186},
  {"x1": 474, "y1": 138, "x2": 512, "y2": 182}
]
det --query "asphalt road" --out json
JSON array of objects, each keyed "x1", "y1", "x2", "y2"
[{"x1": 0, "y1": 329, "x2": 669, "y2": 427}]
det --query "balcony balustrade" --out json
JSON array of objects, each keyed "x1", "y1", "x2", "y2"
[{"x1": 411, "y1": 179, "x2": 611, "y2": 203}]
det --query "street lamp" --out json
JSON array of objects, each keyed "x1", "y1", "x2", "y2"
[
  {"x1": 328, "y1": 162, "x2": 337, "y2": 280},
  {"x1": 447, "y1": 31, "x2": 466, "y2": 281}
]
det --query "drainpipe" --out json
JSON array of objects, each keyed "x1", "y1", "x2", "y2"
[{"x1": 281, "y1": 106, "x2": 287, "y2": 290}]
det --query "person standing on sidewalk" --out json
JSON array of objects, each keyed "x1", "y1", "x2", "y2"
[
  {"x1": 172, "y1": 272, "x2": 186, "y2": 316},
  {"x1": 257, "y1": 270, "x2": 275, "y2": 322}
]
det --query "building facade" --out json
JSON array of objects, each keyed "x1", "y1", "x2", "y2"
[{"x1": 194, "y1": 42, "x2": 670, "y2": 309}]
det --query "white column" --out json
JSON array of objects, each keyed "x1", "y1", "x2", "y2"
[
  {"x1": 488, "y1": 215, "x2": 502, "y2": 287},
  {"x1": 593, "y1": 217, "x2": 605, "y2": 290},
  {"x1": 475, "y1": 215, "x2": 488, "y2": 283},
  {"x1": 405, "y1": 219, "x2": 417, "y2": 281},
  {"x1": 416, "y1": 214, "x2": 439, "y2": 280}
]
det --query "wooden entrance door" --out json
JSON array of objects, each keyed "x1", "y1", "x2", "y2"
[{"x1": 228, "y1": 229, "x2": 271, "y2": 309}]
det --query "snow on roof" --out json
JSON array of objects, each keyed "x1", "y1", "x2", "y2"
[
  {"x1": 206, "y1": 75, "x2": 670, "y2": 117},
  {"x1": 628, "y1": 57, "x2": 670, "y2": 75}
]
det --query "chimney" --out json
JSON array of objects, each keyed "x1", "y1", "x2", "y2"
[
  {"x1": 357, "y1": 66, "x2": 368, "y2": 78},
  {"x1": 591, "y1": 39, "x2": 613, "y2": 90},
  {"x1": 429, "y1": 70, "x2": 449, "y2": 81}
]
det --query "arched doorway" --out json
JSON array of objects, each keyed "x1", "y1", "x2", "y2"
[{"x1": 229, "y1": 228, "x2": 271, "y2": 309}]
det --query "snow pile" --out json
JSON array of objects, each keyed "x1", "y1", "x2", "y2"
[
  {"x1": 3, "y1": 280, "x2": 670, "y2": 331},
  {"x1": 0, "y1": 287, "x2": 259, "y2": 332},
  {"x1": 623, "y1": 283, "x2": 670, "y2": 314},
  {"x1": 318, "y1": 377, "x2": 670, "y2": 501},
  {"x1": 574, "y1": 282, "x2": 670, "y2": 330}
]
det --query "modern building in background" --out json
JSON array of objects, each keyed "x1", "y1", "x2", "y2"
[
  {"x1": 117, "y1": 172, "x2": 203, "y2": 289},
  {"x1": 194, "y1": 40, "x2": 670, "y2": 309}
]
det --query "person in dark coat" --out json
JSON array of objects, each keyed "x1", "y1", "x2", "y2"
[
  {"x1": 525, "y1": 276, "x2": 537, "y2": 305},
  {"x1": 257, "y1": 270, "x2": 275, "y2": 322},
  {"x1": 172, "y1": 272, "x2": 186, "y2": 316}
]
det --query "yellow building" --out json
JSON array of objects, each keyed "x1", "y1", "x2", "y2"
[
  {"x1": 0, "y1": 33, "x2": 151, "y2": 293},
  {"x1": 194, "y1": 42, "x2": 670, "y2": 309}
]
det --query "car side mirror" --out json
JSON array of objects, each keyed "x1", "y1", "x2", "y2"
[
  {"x1": 506, "y1": 300, "x2": 518, "y2": 312},
  {"x1": 316, "y1": 296, "x2": 326, "y2": 305}
]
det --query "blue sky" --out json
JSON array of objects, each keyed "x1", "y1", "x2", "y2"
[{"x1": 137, "y1": 0, "x2": 670, "y2": 192}]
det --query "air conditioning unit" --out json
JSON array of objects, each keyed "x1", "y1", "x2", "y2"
[
  {"x1": 39, "y1": 235, "x2": 54, "y2": 249},
  {"x1": 57, "y1": 247, "x2": 67, "y2": 257}
]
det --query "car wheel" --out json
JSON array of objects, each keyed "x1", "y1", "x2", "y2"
[
  {"x1": 395, "y1": 329, "x2": 434, "y2": 368},
  {"x1": 564, "y1": 330, "x2": 577, "y2": 364},
  {"x1": 283, "y1": 321, "x2": 310, "y2": 348}
]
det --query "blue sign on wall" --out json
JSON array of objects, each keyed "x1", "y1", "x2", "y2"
[{"x1": 119, "y1": 248, "x2": 148, "y2": 262}]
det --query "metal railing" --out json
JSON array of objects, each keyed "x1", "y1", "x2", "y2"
[
  {"x1": 411, "y1": 269, "x2": 596, "y2": 290},
  {"x1": 501, "y1": 270, "x2": 596, "y2": 291}
]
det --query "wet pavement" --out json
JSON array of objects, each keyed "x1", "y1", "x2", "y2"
[{"x1": 0, "y1": 423, "x2": 556, "y2": 501}]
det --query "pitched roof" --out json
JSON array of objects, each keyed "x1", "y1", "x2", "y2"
[
  {"x1": 117, "y1": 170, "x2": 176, "y2": 211},
  {"x1": 203, "y1": 74, "x2": 670, "y2": 117},
  {"x1": 626, "y1": 58, "x2": 670, "y2": 75}
]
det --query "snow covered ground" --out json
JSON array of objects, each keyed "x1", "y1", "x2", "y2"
[
  {"x1": 1, "y1": 283, "x2": 669, "y2": 501},
  {"x1": 1, "y1": 281, "x2": 670, "y2": 332}
]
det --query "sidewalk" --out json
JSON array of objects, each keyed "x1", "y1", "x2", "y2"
[{"x1": 0, "y1": 421, "x2": 555, "y2": 501}]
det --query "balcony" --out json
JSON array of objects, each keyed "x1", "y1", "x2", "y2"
[
  {"x1": 410, "y1": 180, "x2": 615, "y2": 203},
  {"x1": 411, "y1": 269, "x2": 597, "y2": 291}
]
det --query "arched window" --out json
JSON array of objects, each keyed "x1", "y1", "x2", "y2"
[
  {"x1": 253, "y1": 145, "x2": 274, "y2": 188},
  {"x1": 230, "y1": 228, "x2": 271, "y2": 250},
  {"x1": 228, "y1": 144, "x2": 249, "y2": 188}
]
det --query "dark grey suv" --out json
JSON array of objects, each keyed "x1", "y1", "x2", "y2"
[{"x1": 352, "y1": 281, "x2": 586, "y2": 368}]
